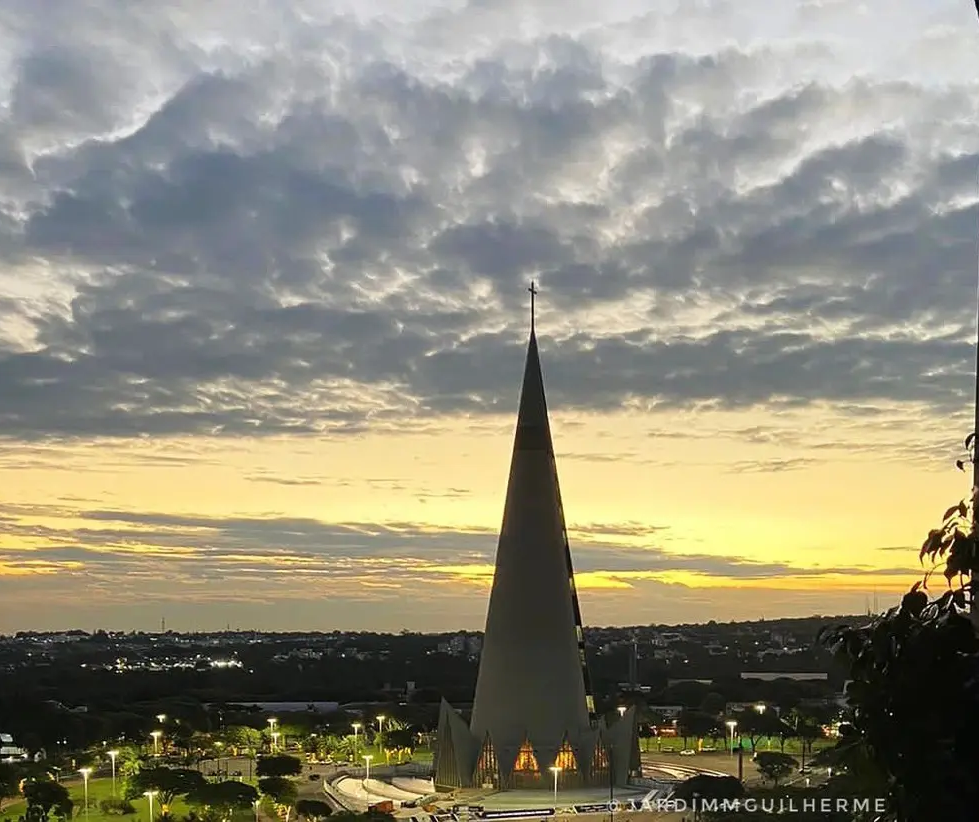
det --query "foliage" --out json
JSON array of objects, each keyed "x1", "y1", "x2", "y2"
[
  {"x1": 676, "y1": 709, "x2": 718, "y2": 744},
  {"x1": 732, "y1": 710, "x2": 786, "y2": 754},
  {"x1": 255, "y1": 756, "x2": 303, "y2": 779},
  {"x1": 0, "y1": 764, "x2": 20, "y2": 801},
  {"x1": 295, "y1": 799, "x2": 333, "y2": 820},
  {"x1": 99, "y1": 798, "x2": 137, "y2": 815},
  {"x1": 220, "y1": 727, "x2": 262, "y2": 756},
  {"x1": 187, "y1": 780, "x2": 258, "y2": 819},
  {"x1": 817, "y1": 494, "x2": 979, "y2": 821},
  {"x1": 753, "y1": 752, "x2": 797, "y2": 786},
  {"x1": 258, "y1": 777, "x2": 297, "y2": 807},
  {"x1": 127, "y1": 767, "x2": 207, "y2": 807},
  {"x1": 22, "y1": 780, "x2": 72, "y2": 819}
]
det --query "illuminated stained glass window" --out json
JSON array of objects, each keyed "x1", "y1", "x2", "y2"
[
  {"x1": 513, "y1": 739, "x2": 539, "y2": 773},
  {"x1": 554, "y1": 739, "x2": 577, "y2": 772},
  {"x1": 592, "y1": 740, "x2": 609, "y2": 780},
  {"x1": 585, "y1": 695, "x2": 596, "y2": 714},
  {"x1": 475, "y1": 735, "x2": 498, "y2": 783}
]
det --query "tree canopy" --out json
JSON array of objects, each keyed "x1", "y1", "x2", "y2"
[
  {"x1": 127, "y1": 766, "x2": 207, "y2": 807},
  {"x1": 753, "y1": 752, "x2": 797, "y2": 786},
  {"x1": 818, "y1": 491, "x2": 979, "y2": 821},
  {"x1": 23, "y1": 780, "x2": 72, "y2": 819},
  {"x1": 187, "y1": 780, "x2": 259, "y2": 818}
]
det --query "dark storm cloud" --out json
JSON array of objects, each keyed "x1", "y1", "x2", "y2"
[{"x1": 0, "y1": 2, "x2": 977, "y2": 439}]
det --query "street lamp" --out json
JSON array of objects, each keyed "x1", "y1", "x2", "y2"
[
  {"x1": 549, "y1": 765, "x2": 561, "y2": 806},
  {"x1": 363, "y1": 754, "x2": 373, "y2": 785},
  {"x1": 616, "y1": 706, "x2": 627, "y2": 717},
  {"x1": 144, "y1": 790, "x2": 158, "y2": 822},
  {"x1": 79, "y1": 768, "x2": 92, "y2": 818},
  {"x1": 725, "y1": 720, "x2": 738, "y2": 755},
  {"x1": 271, "y1": 732, "x2": 280, "y2": 752},
  {"x1": 268, "y1": 718, "x2": 278, "y2": 751},
  {"x1": 151, "y1": 730, "x2": 162, "y2": 755},
  {"x1": 253, "y1": 800, "x2": 260, "y2": 822},
  {"x1": 754, "y1": 704, "x2": 766, "y2": 714},
  {"x1": 108, "y1": 750, "x2": 119, "y2": 796},
  {"x1": 215, "y1": 741, "x2": 224, "y2": 776},
  {"x1": 156, "y1": 714, "x2": 166, "y2": 725},
  {"x1": 352, "y1": 722, "x2": 362, "y2": 756},
  {"x1": 376, "y1": 715, "x2": 386, "y2": 739}
]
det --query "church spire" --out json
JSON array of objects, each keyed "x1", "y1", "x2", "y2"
[{"x1": 528, "y1": 280, "x2": 538, "y2": 335}]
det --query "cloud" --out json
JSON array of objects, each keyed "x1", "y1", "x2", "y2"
[
  {"x1": 0, "y1": 1, "x2": 976, "y2": 440},
  {"x1": 0, "y1": 502, "x2": 918, "y2": 588}
]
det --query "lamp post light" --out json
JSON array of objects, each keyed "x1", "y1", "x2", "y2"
[
  {"x1": 156, "y1": 714, "x2": 166, "y2": 725},
  {"x1": 108, "y1": 750, "x2": 119, "y2": 796},
  {"x1": 725, "y1": 720, "x2": 738, "y2": 755},
  {"x1": 253, "y1": 800, "x2": 260, "y2": 822},
  {"x1": 352, "y1": 723, "x2": 362, "y2": 756},
  {"x1": 363, "y1": 754, "x2": 373, "y2": 787},
  {"x1": 145, "y1": 790, "x2": 158, "y2": 822},
  {"x1": 151, "y1": 730, "x2": 162, "y2": 755},
  {"x1": 79, "y1": 768, "x2": 92, "y2": 818},
  {"x1": 549, "y1": 766, "x2": 561, "y2": 806},
  {"x1": 215, "y1": 741, "x2": 224, "y2": 777},
  {"x1": 616, "y1": 706, "x2": 627, "y2": 718},
  {"x1": 376, "y1": 715, "x2": 386, "y2": 745},
  {"x1": 271, "y1": 732, "x2": 280, "y2": 753}
]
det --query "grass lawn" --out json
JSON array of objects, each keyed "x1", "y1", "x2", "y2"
[{"x1": 0, "y1": 776, "x2": 256, "y2": 822}]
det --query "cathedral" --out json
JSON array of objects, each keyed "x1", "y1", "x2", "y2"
[{"x1": 434, "y1": 291, "x2": 640, "y2": 790}]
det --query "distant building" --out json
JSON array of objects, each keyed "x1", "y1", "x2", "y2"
[{"x1": 0, "y1": 732, "x2": 26, "y2": 762}]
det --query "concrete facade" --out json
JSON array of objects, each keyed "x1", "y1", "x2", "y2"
[{"x1": 434, "y1": 328, "x2": 640, "y2": 790}]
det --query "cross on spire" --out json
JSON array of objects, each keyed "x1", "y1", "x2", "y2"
[{"x1": 528, "y1": 281, "x2": 538, "y2": 332}]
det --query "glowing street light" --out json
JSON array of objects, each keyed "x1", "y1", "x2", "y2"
[
  {"x1": 376, "y1": 715, "x2": 386, "y2": 737},
  {"x1": 616, "y1": 706, "x2": 627, "y2": 717},
  {"x1": 725, "y1": 720, "x2": 738, "y2": 755},
  {"x1": 156, "y1": 714, "x2": 166, "y2": 725},
  {"x1": 549, "y1": 765, "x2": 561, "y2": 806},
  {"x1": 144, "y1": 790, "x2": 158, "y2": 822},
  {"x1": 108, "y1": 750, "x2": 119, "y2": 796},
  {"x1": 271, "y1": 732, "x2": 280, "y2": 752},
  {"x1": 363, "y1": 754, "x2": 373, "y2": 785},
  {"x1": 352, "y1": 722, "x2": 362, "y2": 754},
  {"x1": 253, "y1": 800, "x2": 260, "y2": 822},
  {"x1": 151, "y1": 730, "x2": 162, "y2": 755},
  {"x1": 79, "y1": 768, "x2": 92, "y2": 818},
  {"x1": 754, "y1": 704, "x2": 766, "y2": 714}
]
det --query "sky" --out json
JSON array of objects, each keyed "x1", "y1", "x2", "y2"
[{"x1": 2, "y1": 0, "x2": 979, "y2": 633}]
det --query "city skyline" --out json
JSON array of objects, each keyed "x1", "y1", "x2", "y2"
[{"x1": 2, "y1": 0, "x2": 979, "y2": 632}]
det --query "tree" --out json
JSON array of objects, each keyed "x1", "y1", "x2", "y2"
[
  {"x1": 256, "y1": 755, "x2": 303, "y2": 778},
  {"x1": 676, "y1": 710, "x2": 718, "y2": 749},
  {"x1": 754, "y1": 752, "x2": 796, "y2": 786},
  {"x1": 259, "y1": 777, "x2": 298, "y2": 822},
  {"x1": 23, "y1": 780, "x2": 72, "y2": 820},
  {"x1": 295, "y1": 799, "x2": 333, "y2": 820},
  {"x1": 733, "y1": 710, "x2": 784, "y2": 755},
  {"x1": 0, "y1": 763, "x2": 20, "y2": 803},
  {"x1": 128, "y1": 767, "x2": 207, "y2": 809},
  {"x1": 221, "y1": 726, "x2": 263, "y2": 757},
  {"x1": 187, "y1": 780, "x2": 259, "y2": 822},
  {"x1": 818, "y1": 492, "x2": 979, "y2": 822}
]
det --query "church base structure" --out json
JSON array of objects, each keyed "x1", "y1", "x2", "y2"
[{"x1": 434, "y1": 701, "x2": 641, "y2": 791}]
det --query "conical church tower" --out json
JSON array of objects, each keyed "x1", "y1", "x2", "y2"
[{"x1": 434, "y1": 286, "x2": 639, "y2": 791}]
